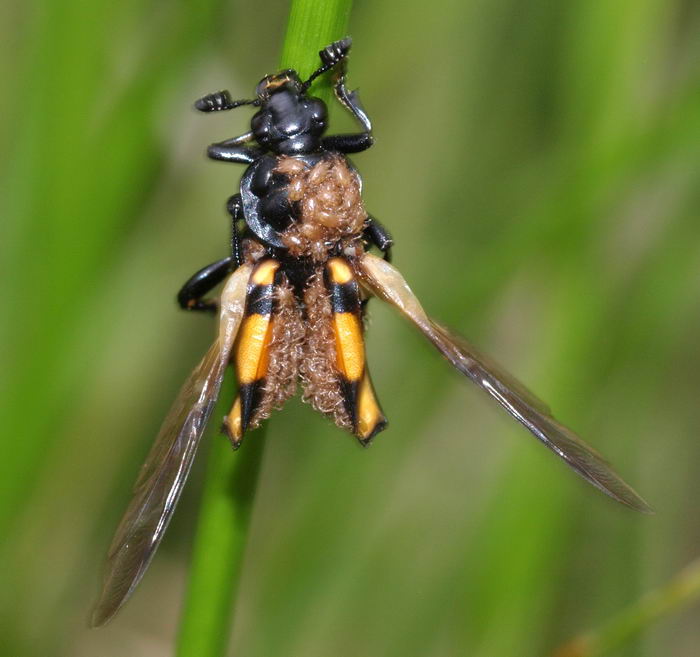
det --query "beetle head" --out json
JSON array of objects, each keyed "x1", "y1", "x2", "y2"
[
  {"x1": 251, "y1": 70, "x2": 328, "y2": 155},
  {"x1": 195, "y1": 39, "x2": 353, "y2": 155}
]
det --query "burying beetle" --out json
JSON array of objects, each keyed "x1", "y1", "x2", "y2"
[{"x1": 92, "y1": 37, "x2": 650, "y2": 627}]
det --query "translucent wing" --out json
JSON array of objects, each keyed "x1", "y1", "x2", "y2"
[
  {"x1": 357, "y1": 254, "x2": 651, "y2": 513},
  {"x1": 91, "y1": 264, "x2": 252, "y2": 626}
]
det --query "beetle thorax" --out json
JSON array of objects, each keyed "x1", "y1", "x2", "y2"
[{"x1": 276, "y1": 155, "x2": 367, "y2": 261}]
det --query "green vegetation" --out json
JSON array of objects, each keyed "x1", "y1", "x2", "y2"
[{"x1": 1, "y1": 0, "x2": 699, "y2": 656}]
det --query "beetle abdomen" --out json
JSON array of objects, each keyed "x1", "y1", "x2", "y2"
[{"x1": 224, "y1": 256, "x2": 386, "y2": 445}]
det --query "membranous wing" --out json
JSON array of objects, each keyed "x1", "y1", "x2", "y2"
[
  {"x1": 91, "y1": 264, "x2": 252, "y2": 626},
  {"x1": 357, "y1": 254, "x2": 650, "y2": 513}
]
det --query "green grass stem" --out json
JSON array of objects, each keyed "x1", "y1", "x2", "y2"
[
  {"x1": 175, "y1": 2, "x2": 352, "y2": 655},
  {"x1": 554, "y1": 555, "x2": 700, "y2": 657},
  {"x1": 175, "y1": 423, "x2": 266, "y2": 657}
]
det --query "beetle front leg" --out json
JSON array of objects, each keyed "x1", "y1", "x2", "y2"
[
  {"x1": 207, "y1": 138, "x2": 262, "y2": 164},
  {"x1": 177, "y1": 256, "x2": 235, "y2": 312},
  {"x1": 364, "y1": 215, "x2": 393, "y2": 262},
  {"x1": 331, "y1": 56, "x2": 373, "y2": 135}
]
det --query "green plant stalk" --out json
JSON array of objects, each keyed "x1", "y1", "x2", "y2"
[
  {"x1": 553, "y1": 555, "x2": 700, "y2": 657},
  {"x1": 175, "y1": 419, "x2": 266, "y2": 657},
  {"x1": 280, "y1": 0, "x2": 352, "y2": 84},
  {"x1": 175, "y1": 2, "x2": 352, "y2": 656}
]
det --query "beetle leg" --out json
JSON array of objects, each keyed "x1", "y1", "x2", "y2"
[
  {"x1": 207, "y1": 139, "x2": 262, "y2": 164},
  {"x1": 364, "y1": 215, "x2": 393, "y2": 262},
  {"x1": 177, "y1": 256, "x2": 235, "y2": 313},
  {"x1": 227, "y1": 194, "x2": 245, "y2": 267},
  {"x1": 332, "y1": 61, "x2": 373, "y2": 134},
  {"x1": 313, "y1": 37, "x2": 373, "y2": 139}
]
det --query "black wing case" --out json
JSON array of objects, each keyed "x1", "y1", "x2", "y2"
[
  {"x1": 356, "y1": 253, "x2": 651, "y2": 513},
  {"x1": 91, "y1": 263, "x2": 252, "y2": 626}
]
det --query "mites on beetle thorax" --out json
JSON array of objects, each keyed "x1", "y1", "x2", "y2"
[{"x1": 276, "y1": 154, "x2": 367, "y2": 261}]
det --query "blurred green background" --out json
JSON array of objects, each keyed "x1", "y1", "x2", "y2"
[{"x1": 2, "y1": 0, "x2": 700, "y2": 655}]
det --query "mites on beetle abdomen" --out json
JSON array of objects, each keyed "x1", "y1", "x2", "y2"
[
  {"x1": 298, "y1": 272, "x2": 353, "y2": 430},
  {"x1": 276, "y1": 154, "x2": 367, "y2": 261},
  {"x1": 254, "y1": 277, "x2": 304, "y2": 425}
]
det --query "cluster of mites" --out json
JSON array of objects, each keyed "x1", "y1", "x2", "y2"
[{"x1": 276, "y1": 154, "x2": 368, "y2": 261}]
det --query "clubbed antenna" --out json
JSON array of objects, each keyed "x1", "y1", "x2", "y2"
[
  {"x1": 300, "y1": 37, "x2": 352, "y2": 92},
  {"x1": 194, "y1": 90, "x2": 259, "y2": 113}
]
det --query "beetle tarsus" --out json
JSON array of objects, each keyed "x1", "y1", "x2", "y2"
[{"x1": 319, "y1": 37, "x2": 352, "y2": 67}]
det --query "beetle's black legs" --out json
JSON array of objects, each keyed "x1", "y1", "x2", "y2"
[
  {"x1": 194, "y1": 92, "x2": 262, "y2": 163},
  {"x1": 364, "y1": 215, "x2": 393, "y2": 261},
  {"x1": 177, "y1": 256, "x2": 234, "y2": 312},
  {"x1": 177, "y1": 191, "x2": 248, "y2": 312},
  {"x1": 227, "y1": 194, "x2": 245, "y2": 267},
  {"x1": 319, "y1": 40, "x2": 374, "y2": 155},
  {"x1": 207, "y1": 137, "x2": 262, "y2": 164}
]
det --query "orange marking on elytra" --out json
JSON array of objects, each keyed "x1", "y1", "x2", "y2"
[
  {"x1": 332, "y1": 312, "x2": 365, "y2": 381},
  {"x1": 251, "y1": 260, "x2": 279, "y2": 286},
  {"x1": 357, "y1": 373, "x2": 384, "y2": 440},
  {"x1": 327, "y1": 257, "x2": 353, "y2": 284},
  {"x1": 235, "y1": 315, "x2": 273, "y2": 384}
]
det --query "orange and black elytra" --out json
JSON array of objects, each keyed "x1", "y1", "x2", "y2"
[{"x1": 91, "y1": 37, "x2": 651, "y2": 627}]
